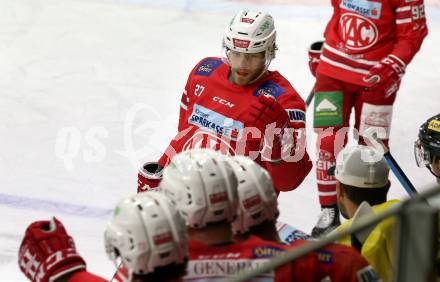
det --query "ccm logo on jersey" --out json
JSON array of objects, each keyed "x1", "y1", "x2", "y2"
[
  {"x1": 286, "y1": 109, "x2": 306, "y2": 123},
  {"x1": 213, "y1": 96, "x2": 235, "y2": 108}
]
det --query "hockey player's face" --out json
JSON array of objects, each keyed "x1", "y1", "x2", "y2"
[{"x1": 228, "y1": 51, "x2": 266, "y2": 86}]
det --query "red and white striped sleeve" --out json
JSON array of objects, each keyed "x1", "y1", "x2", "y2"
[{"x1": 391, "y1": 0, "x2": 428, "y2": 65}]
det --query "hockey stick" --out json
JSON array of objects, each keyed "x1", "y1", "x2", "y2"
[
  {"x1": 110, "y1": 262, "x2": 123, "y2": 281},
  {"x1": 305, "y1": 89, "x2": 314, "y2": 108},
  {"x1": 384, "y1": 151, "x2": 418, "y2": 195},
  {"x1": 227, "y1": 183, "x2": 440, "y2": 282},
  {"x1": 363, "y1": 128, "x2": 418, "y2": 195}
]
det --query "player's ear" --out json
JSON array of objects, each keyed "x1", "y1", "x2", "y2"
[{"x1": 336, "y1": 181, "x2": 345, "y2": 199}]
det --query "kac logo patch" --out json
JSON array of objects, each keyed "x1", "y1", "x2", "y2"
[{"x1": 339, "y1": 13, "x2": 378, "y2": 50}]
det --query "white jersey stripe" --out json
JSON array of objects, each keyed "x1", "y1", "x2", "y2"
[
  {"x1": 320, "y1": 55, "x2": 370, "y2": 75},
  {"x1": 319, "y1": 191, "x2": 337, "y2": 196},
  {"x1": 180, "y1": 102, "x2": 188, "y2": 110},
  {"x1": 396, "y1": 6, "x2": 411, "y2": 12},
  {"x1": 396, "y1": 18, "x2": 412, "y2": 24},
  {"x1": 388, "y1": 54, "x2": 406, "y2": 67},
  {"x1": 317, "y1": 180, "x2": 338, "y2": 185},
  {"x1": 323, "y1": 43, "x2": 379, "y2": 66}
]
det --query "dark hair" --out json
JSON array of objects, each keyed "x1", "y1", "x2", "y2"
[
  {"x1": 133, "y1": 260, "x2": 188, "y2": 282},
  {"x1": 246, "y1": 219, "x2": 275, "y2": 235},
  {"x1": 341, "y1": 181, "x2": 390, "y2": 207}
]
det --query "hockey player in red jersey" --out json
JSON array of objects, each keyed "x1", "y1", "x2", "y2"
[
  {"x1": 309, "y1": 0, "x2": 428, "y2": 236},
  {"x1": 159, "y1": 149, "x2": 314, "y2": 281},
  {"x1": 18, "y1": 192, "x2": 188, "y2": 282},
  {"x1": 138, "y1": 9, "x2": 312, "y2": 194},
  {"x1": 228, "y1": 155, "x2": 380, "y2": 282}
]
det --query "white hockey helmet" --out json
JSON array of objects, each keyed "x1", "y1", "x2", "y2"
[
  {"x1": 228, "y1": 155, "x2": 279, "y2": 234},
  {"x1": 223, "y1": 10, "x2": 277, "y2": 65},
  {"x1": 104, "y1": 192, "x2": 187, "y2": 277},
  {"x1": 159, "y1": 149, "x2": 239, "y2": 228}
]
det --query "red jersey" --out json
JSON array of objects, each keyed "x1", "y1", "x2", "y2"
[
  {"x1": 187, "y1": 235, "x2": 323, "y2": 282},
  {"x1": 317, "y1": 0, "x2": 428, "y2": 86},
  {"x1": 290, "y1": 240, "x2": 380, "y2": 282},
  {"x1": 159, "y1": 57, "x2": 312, "y2": 192},
  {"x1": 113, "y1": 267, "x2": 128, "y2": 282}
]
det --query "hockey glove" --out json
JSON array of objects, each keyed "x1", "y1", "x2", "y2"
[
  {"x1": 137, "y1": 162, "x2": 163, "y2": 193},
  {"x1": 18, "y1": 217, "x2": 86, "y2": 282},
  {"x1": 363, "y1": 55, "x2": 405, "y2": 97},
  {"x1": 308, "y1": 41, "x2": 323, "y2": 77},
  {"x1": 246, "y1": 94, "x2": 290, "y2": 162}
]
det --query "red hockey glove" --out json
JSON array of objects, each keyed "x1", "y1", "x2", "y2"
[
  {"x1": 18, "y1": 217, "x2": 86, "y2": 282},
  {"x1": 308, "y1": 41, "x2": 323, "y2": 77},
  {"x1": 363, "y1": 55, "x2": 405, "y2": 97},
  {"x1": 246, "y1": 94, "x2": 290, "y2": 162},
  {"x1": 137, "y1": 162, "x2": 163, "y2": 193}
]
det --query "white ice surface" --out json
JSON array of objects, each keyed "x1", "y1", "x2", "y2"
[{"x1": 1, "y1": 0, "x2": 439, "y2": 280}]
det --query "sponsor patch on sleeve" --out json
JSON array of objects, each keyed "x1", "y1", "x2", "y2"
[
  {"x1": 286, "y1": 109, "x2": 306, "y2": 123},
  {"x1": 195, "y1": 58, "x2": 223, "y2": 76},
  {"x1": 252, "y1": 246, "x2": 286, "y2": 258},
  {"x1": 253, "y1": 81, "x2": 285, "y2": 99},
  {"x1": 315, "y1": 250, "x2": 333, "y2": 264}
]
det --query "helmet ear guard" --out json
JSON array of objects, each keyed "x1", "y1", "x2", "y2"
[{"x1": 227, "y1": 155, "x2": 279, "y2": 235}]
